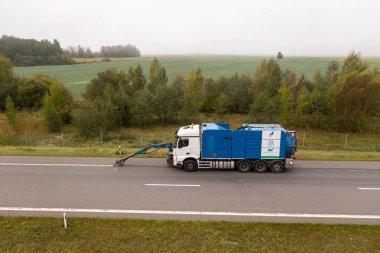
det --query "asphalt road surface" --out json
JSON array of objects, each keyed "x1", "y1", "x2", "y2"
[{"x1": 0, "y1": 156, "x2": 380, "y2": 224}]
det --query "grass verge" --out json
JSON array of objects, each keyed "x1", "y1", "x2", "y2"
[
  {"x1": 0, "y1": 146, "x2": 379, "y2": 161},
  {"x1": 0, "y1": 217, "x2": 379, "y2": 252}
]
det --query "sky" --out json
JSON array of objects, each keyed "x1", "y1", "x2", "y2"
[{"x1": 1, "y1": 0, "x2": 379, "y2": 56}]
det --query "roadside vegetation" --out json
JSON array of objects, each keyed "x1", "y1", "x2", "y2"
[
  {"x1": 0, "y1": 112, "x2": 379, "y2": 160},
  {"x1": 1, "y1": 216, "x2": 379, "y2": 252},
  {"x1": 1, "y1": 51, "x2": 379, "y2": 159}
]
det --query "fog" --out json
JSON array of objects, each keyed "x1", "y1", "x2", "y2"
[{"x1": 1, "y1": 0, "x2": 379, "y2": 56}]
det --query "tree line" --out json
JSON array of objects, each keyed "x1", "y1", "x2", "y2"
[
  {"x1": 66, "y1": 44, "x2": 140, "y2": 58},
  {"x1": 0, "y1": 52, "x2": 379, "y2": 135},
  {"x1": 0, "y1": 35, "x2": 73, "y2": 66},
  {"x1": 0, "y1": 35, "x2": 141, "y2": 66}
]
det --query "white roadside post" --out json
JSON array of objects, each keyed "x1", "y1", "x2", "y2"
[{"x1": 63, "y1": 212, "x2": 68, "y2": 229}]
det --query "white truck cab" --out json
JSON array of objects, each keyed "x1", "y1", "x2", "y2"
[{"x1": 173, "y1": 124, "x2": 200, "y2": 167}]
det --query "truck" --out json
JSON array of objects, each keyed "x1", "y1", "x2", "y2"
[{"x1": 114, "y1": 123, "x2": 297, "y2": 173}]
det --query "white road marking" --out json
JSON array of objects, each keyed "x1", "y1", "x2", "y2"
[
  {"x1": 0, "y1": 163, "x2": 112, "y2": 167},
  {"x1": 304, "y1": 168, "x2": 380, "y2": 172},
  {"x1": 145, "y1": 184, "x2": 200, "y2": 187},
  {"x1": 358, "y1": 188, "x2": 380, "y2": 191},
  {"x1": 0, "y1": 207, "x2": 379, "y2": 220}
]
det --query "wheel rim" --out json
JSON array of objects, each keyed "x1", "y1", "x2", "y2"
[
  {"x1": 274, "y1": 164, "x2": 280, "y2": 171},
  {"x1": 188, "y1": 164, "x2": 194, "y2": 170}
]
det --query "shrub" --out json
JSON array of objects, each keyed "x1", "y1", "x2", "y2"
[{"x1": 42, "y1": 81, "x2": 73, "y2": 132}]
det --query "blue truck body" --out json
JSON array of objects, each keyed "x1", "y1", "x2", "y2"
[{"x1": 201, "y1": 123, "x2": 296, "y2": 160}]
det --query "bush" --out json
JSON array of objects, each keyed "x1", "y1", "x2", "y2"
[
  {"x1": 43, "y1": 106, "x2": 62, "y2": 132},
  {"x1": 18, "y1": 75, "x2": 57, "y2": 109},
  {"x1": 74, "y1": 104, "x2": 98, "y2": 137},
  {"x1": 5, "y1": 95, "x2": 16, "y2": 128},
  {"x1": 42, "y1": 81, "x2": 73, "y2": 132}
]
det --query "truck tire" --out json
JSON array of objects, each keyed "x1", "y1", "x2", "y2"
[
  {"x1": 237, "y1": 160, "x2": 251, "y2": 173},
  {"x1": 253, "y1": 160, "x2": 268, "y2": 173},
  {"x1": 270, "y1": 160, "x2": 284, "y2": 173},
  {"x1": 167, "y1": 154, "x2": 174, "y2": 168},
  {"x1": 183, "y1": 160, "x2": 198, "y2": 172}
]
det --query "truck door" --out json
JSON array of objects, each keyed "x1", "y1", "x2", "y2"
[{"x1": 176, "y1": 137, "x2": 190, "y2": 162}]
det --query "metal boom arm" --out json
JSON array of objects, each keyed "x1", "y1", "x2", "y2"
[{"x1": 114, "y1": 142, "x2": 173, "y2": 166}]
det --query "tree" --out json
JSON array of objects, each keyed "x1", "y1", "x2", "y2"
[
  {"x1": 127, "y1": 64, "x2": 146, "y2": 91},
  {"x1": 309, "y1": 70, "x2": 329, "y2": 128},
  {"x1": 74, "y1": 102, "x2": 98, "y2": 137},
  {"x1": 181, "y1": 69, "x2": 205, "y2": 122},
  {"x1": 325, "y1": 60, "x2": 340, "y2": 85},
  {"x1": 213, "y1": 92, "x2": 229, "y2": 120},
  {"x1": 130, "y1": 89, "x2": 154, "y2": 126},
  {"x1": 341, "y1": 51, "x2": 368, "y2": 74},
  {"x1": 284, "y1": 70, "x2": 297, "y2": 96},
  {"x1": 148, "y1": 58, "x2": 168, "y2": 93},
  {"x1": 332, "y1": 52, "x2": 380, "y2": 132},
  {"x1": 5, "y1": 95, "x2": 16, "y2": 129},
  {"x1": 202, "y1": 78, "x2": 218, "y2": 113},
  {"x1": 43, "y1": 81, "x2": 73, "y2": 132},
  {"x1": 0, "y1": 35, "x2": 73, "y2": 66},
  {"x1": 171, "y1": 75, "x2": 185, "y2": 100},
  {"x1": 277, "y1": 52, "x2": 283, "y2": 60},
  {"x1": 297, "y1": 74, "x2": 313, "y2": 93},
  {"x1": 82, "y1": 68, "x2": 130, "y2": 130},
  {"x1": 100, "y1": 44, "x2": 140, "y2": 57},
  {"x1": 154, "y1": 85, "x2": 179, "y2": 124},
  {"x1": 84, "y1": 68, "x2": 128, "y2": 101},
  {"x1": 228, "y1": 74, "x2": 252, "y2": 114},
  {"x1": 17, "y1": 75, "x2": 56, "y2": 108},
  {"x1": 254, "y1": 59, "x2": 282, "y2": 96},
  {"x1": 0, "y1": 55, "x2": 14, "y2": 110},
  {"x1": 295, "y1": 86, "x2": 310, "y2": 128},
  {"x1": 277, "y1": 83, "x2": 293, "y2": 126},
  {"x1": 334, "y1": 68, "x2": 380, "y2": 132}
]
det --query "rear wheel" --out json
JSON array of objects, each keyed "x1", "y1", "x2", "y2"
[
  {"x1": 237, "y1": 160, "x2": 252, "y2": 173},
  {"x1": 183, "y1": 160, "x2": 198, "y2": 172},
  {"x1": 254, "y1": 160, "x2": 268, "y2": 173},
  {"x1": 270, "y1": 160, "x2": 284, "y2": 173}
]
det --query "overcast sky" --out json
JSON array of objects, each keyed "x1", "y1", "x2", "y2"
[{"x1": 1, "y1": 0, "x2": 379, "y2": 56}]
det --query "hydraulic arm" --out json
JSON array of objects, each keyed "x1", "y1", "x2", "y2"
[{"x1": 114, "y1": 142, "x2": 173, "y2": 166}]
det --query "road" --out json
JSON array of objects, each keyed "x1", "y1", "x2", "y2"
[{"x1": 0, "y1": 156, "x2": 380, "y2": 224}]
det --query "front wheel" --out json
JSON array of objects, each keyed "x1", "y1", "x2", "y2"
[
  {"x1": 167, "y1": 154, "x2": 175, "y2": 168},
  {"x1": 183, "y1": 160, "x2": 198, "y2": 172}
]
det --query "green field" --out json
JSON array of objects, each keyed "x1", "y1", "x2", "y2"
[
  {"x1": 14, "y1": 55, "x2": 380, "y2": 96},
  {"x1": 1, "y1": 217, "x2": 379, "y2": 252}
]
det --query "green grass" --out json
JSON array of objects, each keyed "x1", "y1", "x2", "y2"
[
  {"x1": 14, "y1": 55, "x2": 380, "y2": 96},
  {"x1": 0, "y1": 217, "x2": 379, "y2": 252},
  {"x1": 0, "y1": 146, "x2": 167, "y2": 158}
]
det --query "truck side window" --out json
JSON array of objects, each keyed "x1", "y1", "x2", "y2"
[{"x1": 178, "y1": 138, "x2": 189, "y2": 148}]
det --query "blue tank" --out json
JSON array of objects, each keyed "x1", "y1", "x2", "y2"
[{"x1": 201, "y1": 123, "x2": 297, "y2": 160}]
